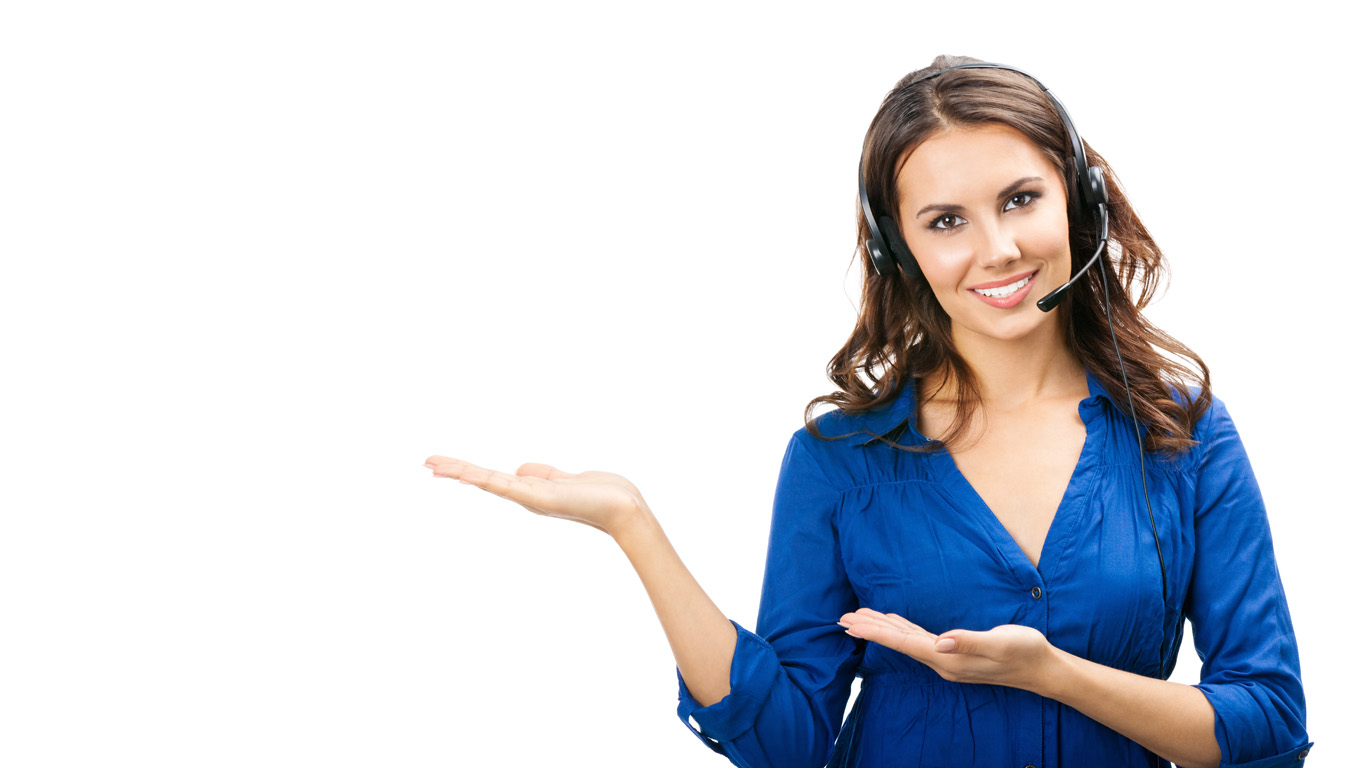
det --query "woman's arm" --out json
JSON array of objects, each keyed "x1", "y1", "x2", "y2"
[
  {"x1": 426, "y1": 458, "x2": 736, "y2": 705},
  {"x1": 430, "y1": 432, "x2": 864, "y2": 768},
  {"x1": 1039, "y1": 645, "x2": 1218, "y2": 768},
  {"x1": 610, "y1": 510, "x2": 737, "y2": 706},
  {"x1": 1181, "y1": 398, "x2": 1309, "y2": 763}
]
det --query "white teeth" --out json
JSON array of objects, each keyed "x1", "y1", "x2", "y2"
[{"x1": 973, "y1": 274, "x2": 1031, "y2": 298}]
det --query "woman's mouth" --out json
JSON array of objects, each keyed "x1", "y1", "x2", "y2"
[{"x1": 969, "y1": 271, "x2": 1037, "y2": 308}]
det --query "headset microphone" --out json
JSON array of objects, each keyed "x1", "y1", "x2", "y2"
[{"x1": 1035, "y1": 203, "x2": 1109, "y2": 313}]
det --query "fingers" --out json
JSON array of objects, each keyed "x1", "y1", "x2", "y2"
[
  {"x1": 935, "y1": 633, "x2": 964, "y2": 653},
  {"x1": 424, "y1": 457, "x2": 575, "y2": 483},
  {"x1": 426, "y1": 457, "x2": 559, "y2": 508},
  {"x1": 427, "y1": 457, "x2": 500, "y2": 487},
  {"x1": 425, "y1": 456, "x2": 475, "y2": 481},
  {"x1": 837, "y1": 608, "x2": 940, "y2": 658},
  {"x1": 839, "y1": 608, "x2": 927, "y2": 634},
  {"x1": 935, "y1": 625, "x2": 1038, "y2": 658},
  {"x1": 934, "y1": 629, "x2": 989, "y2": 654},
  {"x1": 515, "y1": 462, "x2": 577, "y2": 481}
]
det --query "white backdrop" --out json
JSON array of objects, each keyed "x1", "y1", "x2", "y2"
[{"x1": 2, "y1": 1, "x2": 1356, "y2": 765}]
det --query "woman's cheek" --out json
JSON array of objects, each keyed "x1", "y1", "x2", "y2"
[
  {"x1": 1026, "y1": 211, "x2": 1072, "y2": 261},
  {"x1": 910, "y1": 245, "x2": 972, "y2": 302}
]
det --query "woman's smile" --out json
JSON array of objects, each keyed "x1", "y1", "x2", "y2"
[{"x1": 969, "y1": 269, "x2": 1037, "y2": 307}]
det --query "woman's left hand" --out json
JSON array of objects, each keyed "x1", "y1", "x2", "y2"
[{"x1": 838, "y1": 608, "x2": 1058, "y2": 693}]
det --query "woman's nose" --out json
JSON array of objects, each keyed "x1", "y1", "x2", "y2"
[{"x1": 975, "y1": 221, "x2": 1021, "y2": 269}]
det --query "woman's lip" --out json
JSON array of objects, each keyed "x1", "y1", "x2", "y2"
[
  {"x1": 967, "y1": 270, "x2": 1038, "y2": 290},
  {"x1": 971, "y1": 272, "x2": 1036, "y2": 308}
]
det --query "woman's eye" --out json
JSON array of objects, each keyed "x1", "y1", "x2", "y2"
[
  {"x1": 1004, "y1": 191, "x2": 1038, "y2": 211},
  {"x1": 929, "y1": 214, "x2": 964, "y2": 231}
]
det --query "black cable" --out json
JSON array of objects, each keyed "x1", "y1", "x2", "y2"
[{"x1": 1096, "y1": 221, "x2": 1169, "y2": 677}]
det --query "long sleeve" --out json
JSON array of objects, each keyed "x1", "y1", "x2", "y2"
[
  {"x1": 1186, "y1": 398, "x2": 1311, "y2": 766},
  {"x1": 676, "y1": 432, "x2": 863, "y2": 768}
]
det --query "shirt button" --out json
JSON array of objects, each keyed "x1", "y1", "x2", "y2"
[
  {"x1": 1299, "y1": 748, "x2": 1311, "y2": 760},
  {"x1": 1025, "y1": 764, "x2": 1038, "y2": 768},
  {"x1": 1031, "y1": 586, "x2": 1042, "y2": 599}
]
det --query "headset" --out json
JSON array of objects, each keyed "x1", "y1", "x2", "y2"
[{"x1": 858, "y1": 63, "x2": 1171, "y2": 677}]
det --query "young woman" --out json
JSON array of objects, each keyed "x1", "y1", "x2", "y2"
[{"x1": 425, "y1": 56, "x2": 1310, "y2": 767}]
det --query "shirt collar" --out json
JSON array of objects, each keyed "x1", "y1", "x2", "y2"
[
  {"x1": 848, "y1": 380, "x2": 922, "y2": 448},
  {"x1": 1081, "y1": 368, "x2": 1125, "y2": 415},
  {"x1": 846, "y1": 368, "x2": 1124, "y2": 447}
]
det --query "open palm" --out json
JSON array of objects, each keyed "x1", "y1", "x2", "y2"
[{"x1": 425, "y1": 456, "x2": 647, "y2": 536}]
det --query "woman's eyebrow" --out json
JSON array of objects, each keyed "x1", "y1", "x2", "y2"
[
  {"x1": 913, "y1": 176, "x2": 1046, "y2": 219},
  {"x1": 997, "y1": 176, "x2": 1044, "y2": 202}
]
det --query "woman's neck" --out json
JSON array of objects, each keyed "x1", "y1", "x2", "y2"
[{"x1": 940, "y1": 320, "x2": 1086, "y2": 410}]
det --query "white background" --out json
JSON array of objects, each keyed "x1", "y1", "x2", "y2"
[{"x1": 2, "y1": 1, "x2": 1356, "y2": 765}]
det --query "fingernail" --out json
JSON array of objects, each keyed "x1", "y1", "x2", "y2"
[
  {"x1": 424, "y1": 462, "x2": 435, "y2": 468},
  {"x1": 935, "y1": 638, "x2": 956, "y2": 652}
]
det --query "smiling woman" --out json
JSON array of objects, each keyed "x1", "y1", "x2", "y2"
[
  {"x1": 427, "y1": 55, "x2": 1310, "y2": 768},
  {"x1": 900, "y1": 125, "x2": 1073, "y2": 333}
]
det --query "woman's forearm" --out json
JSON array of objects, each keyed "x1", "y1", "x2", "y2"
[
  {"x1": 611, "y1": 509, "x2": 737, "y2": 707},
  {"x1": 1036, "y1": 648, "x2": 1220, "y2": 768}
]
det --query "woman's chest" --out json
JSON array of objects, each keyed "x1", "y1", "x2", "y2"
[
  {"x1": 834, "y1": 458, "x2": 1174, "y2": 669},
  {"x1": 946, "y1": 409, "x2": 1087, "y2": 568},
  {"x1": 917, "y1": 401, "x2": 1087, "y2": 568}
]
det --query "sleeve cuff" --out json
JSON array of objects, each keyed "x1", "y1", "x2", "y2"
[
  {"x1": 1219, "y1": 742, "x2": 1313, "y2": 768},
  {"x1": 676, "y1": 621, "x2": 783, "y2": 752},
  {"x1": 1197, "y1": 680, "x2": 1311, "y2": 768}
]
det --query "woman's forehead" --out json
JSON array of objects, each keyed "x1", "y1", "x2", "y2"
[{"x1": 895, "y1": 124, "x2": 1063, "y2": 204}]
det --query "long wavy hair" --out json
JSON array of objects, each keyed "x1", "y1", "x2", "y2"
[{"x1": 806, "y1": 55, "x2": 1211, "y2": 454}]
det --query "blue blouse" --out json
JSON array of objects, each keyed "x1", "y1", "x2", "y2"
[{"x1": 676, "y1": 373, "x2": 1309, "y2": 767}]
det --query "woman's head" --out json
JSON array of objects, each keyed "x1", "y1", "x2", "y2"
[
  {"x1": 859, "y1": 56, "x2": 1104, "y2": 345},
  {"x1": 809, "y1": 55, "x2": 1210, "y2": 453},
  {"x1": 894, "y1": 121, "x2": 1073, "y2": 349}
]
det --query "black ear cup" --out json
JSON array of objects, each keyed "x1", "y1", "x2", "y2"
[
  {"x1": 1085, "y1": 166, "x2": 1109, "y2": 207},
  {"x1": 866, "y1": 233, "x2": 896, "y2": 277},
  {"x1": 878, "y1": 215, "x2": 921, "y2": 280},
  {"x1": 865, "y1": 214, "x2": 922, "y2": 280}
]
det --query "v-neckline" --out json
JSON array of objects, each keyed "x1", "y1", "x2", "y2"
[{"x1": 932, "y1": 405, "x2": 1101, "y2": 580}]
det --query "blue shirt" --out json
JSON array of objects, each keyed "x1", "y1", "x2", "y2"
[{"x1": 676, "y1": 373, "x2": 1309, "y2": 767}]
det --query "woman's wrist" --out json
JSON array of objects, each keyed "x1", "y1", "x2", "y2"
[
  {"x1": 1024, "y1": 642, "x2": 1075, "y2": 700},
  {"x1": 609, "y1": 503, "x2": 662, "y2": 551}
]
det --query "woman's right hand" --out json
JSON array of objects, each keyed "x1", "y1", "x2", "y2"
[
  {"x1": 424, "y1": 456, "x2": 649, "y2": 538},
  {"x1": 427, "y1": 454, "x2": 738, "y2": 707}
]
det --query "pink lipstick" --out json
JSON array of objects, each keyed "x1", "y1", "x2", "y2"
[{"x1": 968, "y1": 270, "x2": 1037, "y2": 309}]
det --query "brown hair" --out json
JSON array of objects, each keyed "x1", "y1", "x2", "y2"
[{"x1": 806, "y1": 55, "x2": 1210, "y2": 454}]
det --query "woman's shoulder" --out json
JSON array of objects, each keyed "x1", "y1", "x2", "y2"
[
  {"x1": 809, "y1": 380, "x2": 918, "y2": 439},
  {"x1": 1191, "y1": 389, "x2": 1252, "y2": 451},
  {"x1": 1167, "y1": 387, "x2": 1251, "y2": 477},
  {"x1": 800, "y1": 387, "x2": 918, "y2": 450},
  {"x1": 781, "y1": 386, "x2": 925, "y2": 489}
]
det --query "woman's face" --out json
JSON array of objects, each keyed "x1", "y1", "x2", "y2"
[{"x1": 895, "y1": 123, "x2": 1073, "y2": 347}]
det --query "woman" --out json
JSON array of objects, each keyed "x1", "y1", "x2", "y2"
[{"x1": 426, "y1": 56, "x2": 1309, "y2": 767}]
